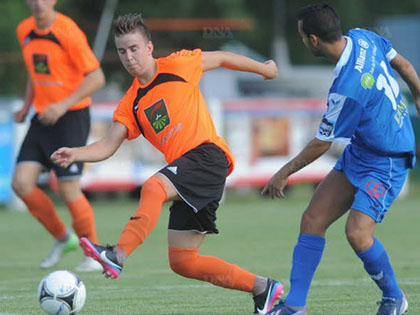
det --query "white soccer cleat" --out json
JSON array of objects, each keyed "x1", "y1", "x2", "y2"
[
  {"x1": 39, "y1": 233, "x2": 78, "y2": 269},
  {"x1": 76, "y1": 256, "x2": 103, "y2": 272}
]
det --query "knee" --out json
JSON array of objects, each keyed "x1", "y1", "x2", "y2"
[
  {"x1": 12, "y1": 174, "x2": 35, "y2": 197},
  {"x1": 345, "y1": 227, "x2": 372, "y2": 251},
  {"x1": 58, "y1": 180, "x2": 82, "y2": 202},
  {"x1": 168, "y1": 247, "x2": 198, "y2": 277},
  {"x1": 141, "y1": 176, "x2": 166, "y2": 196},
  {"x1": 301, "y1": 210, "x2": 327, "y2": 234},
  {"x1": 140, "y1": 176, "x2": 167, "y2": 201}
]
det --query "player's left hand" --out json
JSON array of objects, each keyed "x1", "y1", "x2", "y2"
[
  {"x1": 261, "y1": 169, "x2": 288, "y2": 199},
  {"x1": 262, "y1": 60, "x2": 278, "y2": 80},
  {"x1": 38, "y1": 102, "x2": 68, "y2": 126}
]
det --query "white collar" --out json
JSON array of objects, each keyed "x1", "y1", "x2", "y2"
[{"x1": 333, "y1": 36, "x2": 352, "y2": 77}]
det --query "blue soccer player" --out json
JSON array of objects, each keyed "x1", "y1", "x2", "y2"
[{"x1": 263, "y1": 3, "x2": 420, "y2": 315}]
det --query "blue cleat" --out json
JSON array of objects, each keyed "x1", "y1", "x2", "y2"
[
  {"x1": 265, "y1": 300, "x2": 307, "y2": 315},
  {"x1": 253, "y1": 279, "x2": 284, "y2": 314},
  {"x1": 377, "y1": 293, "x2": 408, "y2": 315}
]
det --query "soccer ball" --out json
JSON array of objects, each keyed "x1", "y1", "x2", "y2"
[{"x1": 38, "y1": 270, "x2": 86, "y2": 314}]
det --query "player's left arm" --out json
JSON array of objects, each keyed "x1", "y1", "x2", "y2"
[
  {"x1": 390, "y1": 54, "x2": 420, "y2": 116},
  {"x1": 262, "y1": 138, "x2": 331, "y2": 198},
  {"x1": 202, "y1": 51, "x2": 278, "y2": 80},
  {"x1": 38, "y1": 68, "x2": 106, "y2": 125}
]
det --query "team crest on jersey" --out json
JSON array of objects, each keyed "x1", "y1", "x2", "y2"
[
  {"x1": 33, "y1": 53, "x2": 50, "y2": 74},
  {"x1": 144, "y1": 98, "x2": 170, "y2": 134}
]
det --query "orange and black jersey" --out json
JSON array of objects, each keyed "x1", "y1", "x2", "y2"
[
  {"x1": 16, "y1": 13, "x2": 100, "y2": 113},
  {"x1": 113, "y1": 49, "x2": 235, "y2": 175}
]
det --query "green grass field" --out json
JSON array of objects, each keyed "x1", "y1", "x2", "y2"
[{"x1": 1, "y1": 187, "x2": 419, "y2": 314}]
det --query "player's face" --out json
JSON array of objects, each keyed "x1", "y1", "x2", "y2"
[
  {"x1": 115, "y1": 31, "x2": 154, "y2": 78},
  {"x1": 298, "y1": 20, "x2": 322, "y2": 57},
  {"x1": 26, "y1": 0, "x2": 56, "y2": 19}
]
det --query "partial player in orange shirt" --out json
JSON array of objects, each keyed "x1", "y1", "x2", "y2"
[
  {"x1": 52, "y1": 13, "x2": 280, "y2": 313},
  {"x1": 12, "y1": 0, "x2": 105, "y2": 272}
]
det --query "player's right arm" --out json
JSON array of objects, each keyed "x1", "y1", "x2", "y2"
[
  {"x1": 263, "y1": 93, "x2": 363, "y2": 199},
  {"x1": 14, "y1": 77, "x2": 34, "y2": 123},
  {"x1": 390, "y1": 54, "x2": 420, "y2": 116},
  {"x1": 51, "y1": 121, "x2": 127, "y2": 168},
  {"x1": 262, "y1": 138, "x2": 331, "y2": 198}
]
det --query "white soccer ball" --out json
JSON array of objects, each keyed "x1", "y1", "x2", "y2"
[{"x1": 38, "y1": 270, "x2": 86, "y2": 314}]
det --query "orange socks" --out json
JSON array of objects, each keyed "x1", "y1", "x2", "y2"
[
  {"x1": 22, "y1": 188, "x2": 97, "y2": 243},
  {"x1": 117, "y1": 176, "x2": 168, "y2": 256},
  {"x1": 168, "y1": 247, "x2": 256, "y2": 292},
  {"x1": 66, "y1": 194, "x2": 98, "y2": 243},
  {"x1": 21, "y1": 187, "x2": 66, "y2": 240}
]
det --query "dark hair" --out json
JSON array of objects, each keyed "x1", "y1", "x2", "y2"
[
  {"x1": 297, "y1": 3, "x2": 342, "y2": 42},
  {"x1": 113, "y1": 13, "x2": 152, "y2": 40}
]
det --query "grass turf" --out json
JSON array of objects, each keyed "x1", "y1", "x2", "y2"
[{"x1": 0, "y1": 187, "x2": 419, "y2": 314}]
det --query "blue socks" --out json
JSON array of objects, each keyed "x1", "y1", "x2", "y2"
[
  {"x1": 285, "y1": 234, "x2": 326, "y2": 307},
  {"x1": 284, "y1": 235, "x2": 401, "y2": 307},
  {"x1": 357, "y1": 238, "x2": 402, "y2": 298}
]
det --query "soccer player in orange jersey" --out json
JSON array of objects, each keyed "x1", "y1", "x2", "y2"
[
  {"x1": 12, "y1": 0, "x2": 105, "y2": 271},
  {"x1": 51, "y1": 13, "x2": 281, "y2": 313}
]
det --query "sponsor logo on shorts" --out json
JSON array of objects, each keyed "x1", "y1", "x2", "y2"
[
  {"x1": 129, "y1": 216, "x2": 142, "y2": 220},
  {"x1": 33, "y1": 53, "x2": 50, "y2": 74},
  {"x1": 69, "y1": 164, "x2": 79, "y2": 173},
  {"x1": 144, "y1": 98, "x2": 170, "y2": 134},
  {"x1": 366, "y1": 180, "x2": 385, "y2": 198},
  {"x1": 167, "y1": 166, "x2": 178, "y2": 175}
]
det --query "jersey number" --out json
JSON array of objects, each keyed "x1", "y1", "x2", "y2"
[{"x1": 375, "y1": 61, "x2": 399, "y2": 110}]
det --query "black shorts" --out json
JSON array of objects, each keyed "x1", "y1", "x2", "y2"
[
  {"x1": 16, "y1": 107, "x2": 90, "y2": 179},
  {"x1": 159, "y1": 142, "x2": 229, "y2": 234}
]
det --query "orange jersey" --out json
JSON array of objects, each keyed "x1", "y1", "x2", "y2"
[
  {"x1": 113, "y1": 49, "x2": 235, "y2": 175},
  {"x1": 16, "y1": 13, "x2": 100, "y2": 113}
]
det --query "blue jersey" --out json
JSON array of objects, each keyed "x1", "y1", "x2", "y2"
[{"x1": 317, "y1": 28, "x2": 415, "y2": 166}]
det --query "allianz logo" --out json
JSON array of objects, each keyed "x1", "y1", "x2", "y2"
[
  {"x1": 358, "y1": 38, "x2": 369, "y2": 49},
  {"x1": 355, "y1": 47, "x2": 367, "y2": 73}
]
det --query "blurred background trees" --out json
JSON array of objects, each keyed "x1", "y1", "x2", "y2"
[{"x1": 2, "y1": 0, "x2": 420, "y2": 96}]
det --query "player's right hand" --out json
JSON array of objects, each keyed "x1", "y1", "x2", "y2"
[
  {"x1": 13, "y1": 109, "x2": 28, "y2": 123},
  {"x1": 261, "y1": 169, "x2": 288, "y2": 199},
  {"x1": 50, "y1": 147, "x2": 75, "y2": 168}
]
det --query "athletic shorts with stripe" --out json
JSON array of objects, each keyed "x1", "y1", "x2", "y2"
[
  {"x1": 17, "y1": 107, "x2": 90, "y2": 179},
  {"x1": 334, "y1": 144, "x2": 410, "y2": 222},
  {"x1": 158, "y1": 142, "x2": 229, "y2": 234}
]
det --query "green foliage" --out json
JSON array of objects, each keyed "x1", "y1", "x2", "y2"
[{"x1": 2, "y1": 0, "x2": 420, "y2": 96}]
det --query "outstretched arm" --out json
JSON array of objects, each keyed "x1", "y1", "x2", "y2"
[
  {"x1": 202, "y1": 51, "x2": 278, "y2": 80},
  {"x1": 51, "y1": 121, "x2": 127, "y2": 168},
  {"x1": 262, "y1": 138, "x2": 332, "y2": 198},
  {"x1": 391, "y1": 54, "x2": 420, "y2": 115}
]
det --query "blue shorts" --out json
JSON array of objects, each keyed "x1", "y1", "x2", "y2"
[{"x1": 334, "y1": 145, "x2": 409, "y2": 222}]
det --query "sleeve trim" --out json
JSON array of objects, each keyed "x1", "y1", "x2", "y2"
[{"x1": 386, "y1": 48, "x2": 397, "y2": 62}]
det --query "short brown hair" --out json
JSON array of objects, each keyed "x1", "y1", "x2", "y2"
[{"x1": 113, "y1": 13, "x2": 151, "y2": 40}]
